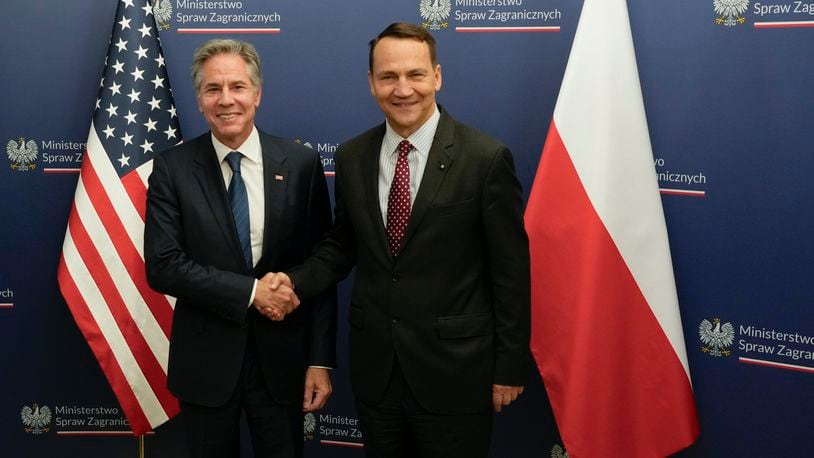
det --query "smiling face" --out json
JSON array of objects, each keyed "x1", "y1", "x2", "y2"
[
  {"x1": 196, "y1": 53, "x2": 261, "y2": 150},
  {"x1": 368, "y1": 37, "x2": 442, "y2": 138}
]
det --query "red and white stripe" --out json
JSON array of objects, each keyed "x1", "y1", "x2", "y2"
[
  {"x1": 58, "y1": 122, "x2": 179, "y2": 435},
  {"x1": 525, "y1": 0, "x2": 699, "y2": 456}
]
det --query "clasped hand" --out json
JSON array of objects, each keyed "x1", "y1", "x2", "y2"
[{"x1": 252, "y1": 272, "x2": 298, "y2": 321}]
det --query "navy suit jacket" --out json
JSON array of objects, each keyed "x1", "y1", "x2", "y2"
[{"x1": 144, "y1": 129, "x2": 336, "y2": 407}]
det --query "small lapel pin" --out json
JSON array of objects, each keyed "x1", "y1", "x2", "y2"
[
  {"x1": 275, "y1": 174, "x2": 284, "y2": 181},
  {"x1": 439, "y1": 163, "x2": 446, "y2": 170}
]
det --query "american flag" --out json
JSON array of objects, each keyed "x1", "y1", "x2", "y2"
[{"x1": 58, "y1": 0, "x2": 181, "y2": 435}]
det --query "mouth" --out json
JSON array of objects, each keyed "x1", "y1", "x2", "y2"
[
  {"x1": 217, "y1": 113, "x2": 240, "y2": 120},
  {"x1": 391, "y1": 100, "x2": 418, "y2": 109}
]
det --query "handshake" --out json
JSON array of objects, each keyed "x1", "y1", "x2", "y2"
[{"x1": 251, "y1": 272, "x2": 298, "y2": 321}]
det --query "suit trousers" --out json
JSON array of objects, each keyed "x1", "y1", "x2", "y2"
[
  {"x1": 180, "y1": 323, "x2": 303, "y2": 458},
  {"x1": 355, "y1": 359, "x2": 493, "y2": 458}
]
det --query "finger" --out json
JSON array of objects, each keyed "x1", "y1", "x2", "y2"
[
  {"x1": 303, "y1": 384, "x2": 315, "y2": 411},
  {"x1": 310, "y1": 389, "x2": 329, "y2": 411},
  {"x1": 493, "y1": 393, "x2": 502, "y2": 412}
]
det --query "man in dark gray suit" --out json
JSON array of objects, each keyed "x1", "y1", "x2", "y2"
[
  {"x1": 273, "y1": 23, "x2": 532, "y2": 457},
  {"x1": 144, "y1": 39, "x2": 335, "y2": 458}
]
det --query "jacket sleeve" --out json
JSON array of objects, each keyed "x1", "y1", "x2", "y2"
[
  {"x1": 301, "y1": 151, "x2": 338, "y2": 367},
  {"x1": 482, "y1": 146, "x2": 534, "y2": 385}
]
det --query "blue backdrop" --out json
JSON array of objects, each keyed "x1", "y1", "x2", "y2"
[{"x1": 2, "y1": 0, "x2": 813, "y2": 456}]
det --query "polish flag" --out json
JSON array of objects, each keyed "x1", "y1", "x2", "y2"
[{"x1": 524, "y1": 0, "x2": 700, "y2": 456}]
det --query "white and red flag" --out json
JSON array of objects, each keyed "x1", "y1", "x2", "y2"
[
  {"x1": 58, "y1": 0, "x2": 181, "y2": 435},
  {"x1": 525, "y1": 0, "x2": 699, "y2": 456}
]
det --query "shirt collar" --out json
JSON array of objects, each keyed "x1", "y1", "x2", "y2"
[
  {"x1": 212, "y1": 126, "x2": 261, "y2": 165},
  {"x1": 382, "y1": 104, "x2": 440, "y2": 158}
]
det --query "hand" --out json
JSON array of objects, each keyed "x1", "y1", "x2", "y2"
[
  {"x1": 253, "y1": 273, "x2": 300, "y2": 321},
  {"x1": 303, "y1": 367, "x2": 332, "y2": 412},
  {"x1": 492, "y1": 384, "x2": 524, "y2": 412},
  {"x1": 264, "y1": 271, "x2": 293, "y2": 291}
]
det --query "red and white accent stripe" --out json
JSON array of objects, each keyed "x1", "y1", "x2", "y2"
[
  {"x1": 455, "y1": 26, "x2": 560, "y2": 33},
  {"x1": 176, "y1": 28, "x2": 281, "y2": 34},
  {"x1": 525, "y1": 0, "x2": 699, "y2": 456},
  {"x1": 58, "y1": 122, "x2": 179, "y2": 435},
  {"x1": 754, "y1": 20, "x2": 814, "y2": 29}
]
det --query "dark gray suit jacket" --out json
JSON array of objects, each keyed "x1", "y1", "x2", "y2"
[
  {"x1": 290, "y1": 109, "x2": 531, "y2": 414},
  {"x1": 144, "y1": 129, "x2": 336, "y2": 407}
]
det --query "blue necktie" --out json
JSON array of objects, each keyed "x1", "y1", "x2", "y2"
[{"x1": 226, "y1": 152, "x2": 252, "y2": 269}]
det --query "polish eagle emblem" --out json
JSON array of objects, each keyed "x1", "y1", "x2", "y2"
[
  {"x1": 152, "y1": 0, "x2": 173, "y2": 30},
  {"x1": 420, "y1": 0, "x2": 451, "y2": 30},
  {"x1": 303, "y1": 413, "x2": 316, "y2": 440},
  {"x1": 699, "y1": 317, "x2": 735, "y2": 357},
  {"x1": 21, "y1": 404, "x2": 52, "y2": 435},
  {"x1": 713, "y1": 0, "x2": 749, "y2": 27},
  {"x1": 7, "y1": 137, "x2": 38, "y2": 171}
]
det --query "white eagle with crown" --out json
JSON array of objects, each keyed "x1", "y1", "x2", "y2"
[
  {"x1": 7, "y1": 137, "x2": 38, "y2": 171},
  {"x1": 713, "y1": 0, "x2": 750, "y2": 27},
  {"x1": 21, "y1": 404, "x2": 52, "y2": 435},
  {"x1": 699, "y1": 318, "x2": 735, "y2": 357},
  {"x1": 420, "y1": 0, "x2": 451, "y2": 30}
]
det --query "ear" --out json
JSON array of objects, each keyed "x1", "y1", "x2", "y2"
[
  {"x1": 368, "y1": 70, "x2": 375, "y2": 96},
  {"x1": 434, "y1": 64, "x2": 442, "y2": 92},
  {"x1": 255, "y1": 85, "x2": 262, "y2": 107}
]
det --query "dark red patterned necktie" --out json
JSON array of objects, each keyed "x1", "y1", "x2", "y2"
[{"x1": 386, "y1": 140, "x2": 412, "y2": 256}]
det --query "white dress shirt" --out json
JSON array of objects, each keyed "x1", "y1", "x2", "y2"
[{"x1": 378, "y1": 105, "x2": 441, "y2": 225}]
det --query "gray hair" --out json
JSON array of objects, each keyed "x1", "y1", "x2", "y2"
[{"x1": 191, "y1": 39, "x2": 262, "y2": 92}]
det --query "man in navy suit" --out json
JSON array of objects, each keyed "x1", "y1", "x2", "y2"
[
  {"x1": 275, "y1": 23, "x2": 532, "y2": 457},
  {"x1": 144, "y1": 39, "x2": 335, "y2": 458}
]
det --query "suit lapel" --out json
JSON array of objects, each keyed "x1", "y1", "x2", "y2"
[
  {"x1": 259, "y1": 132, "x2": 289, "y2": 267},
  {"x1": 192, "y1": 135, "x2": 245, "y2": 266},
  {"x1": 362, "y1": 125, "x2": 392, "y2": 258},
  {"x1": 402, "y1": 111, "x2": 456, "y2": 250}
]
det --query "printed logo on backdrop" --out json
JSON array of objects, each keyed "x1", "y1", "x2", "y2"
[
  {"x1": 21, "y1": 404, "x2": 52, "y2": 435},
  {"x1": 173, "y1": 0, "x2": 282, "y2": 34},
  {"x1": 21, "y1": 403, "x2": 130, "y2": 435},
  {"x1": 295, "y1": 138, "x2": 337, "y2": 176},
  {"x1": 699, "y1": 316, "x2": 814, "y2": 373},
  {"x1": 714, "y1": 0, "x2": 750, "y2": 27},
  {"x1": 722, "y1": 1, "x2": 814, "y2": 29},
  {"x1": 421, "y1": 0, "x2": 564, "y2": 33},
  {"x1": 304, "y1": 413, "x2": 316, "y2": 440},
  {"x1": 699, "y1": 317, "x2": 735, "y2": 357},
  {"x1": 302, "y1": 411, "x2": 364, "y2": 448},
  {"x1": 152, "y1": 0, "x2": 173, "y2": 30},
  {"x1": 6, "y1": 137, "x2": 38, "y2": 172},
  {"x1": 551, "y1": 444, "x2": 569, "y2": 458},
  {"x1": 6, "y1": 136, "x2": 86, "y2": 173},
  {"x1": 654, "y1": 157, "x2": 707, "y2": 197},
  {"x1": 420, "y1": 0, "x2": 452, "y2": 30},
  {"x1": 0, "y1": 279, "x2": 13, "y2": 309}
]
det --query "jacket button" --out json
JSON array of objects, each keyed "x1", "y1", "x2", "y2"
[
  {"x1": 391, "y1": 318, "x2": 400, "y2": 324},
  {"x1": 391, "y1": 276, "x2": 399, "y2": 282}
]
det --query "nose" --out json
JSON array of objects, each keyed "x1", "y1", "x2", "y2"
[
  {"x1": 217, "y1": 87, "x2": 234, "y2": 105},
  {"x1": 393, "y1": 77, "x2": 413, "y2": 97}
]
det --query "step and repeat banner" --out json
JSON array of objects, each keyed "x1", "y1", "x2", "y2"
[{"x1": 2, "y1": 1, "x2": 812, "y2": 456}]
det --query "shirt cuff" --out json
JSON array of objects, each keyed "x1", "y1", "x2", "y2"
[{"x1": 248, "y1": 279, "x2": 257, "y2": 308}]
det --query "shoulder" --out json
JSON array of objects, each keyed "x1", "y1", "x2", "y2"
[
  {"x1": 335, "y1": 123, "x2": 385, "y2": 158},
  {"x1": 257, "y1": 129, "x2": 320, "y2": 166},
  {"x1": 155, "y1": 132, "x2": 211, "y2": 166},
  {"x1": 442, "y1": 112, "x2": 508, "y2": 160}
]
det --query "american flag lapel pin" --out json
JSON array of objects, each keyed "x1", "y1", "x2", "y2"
[{"x1": 274, "y1": 174, "x2": 284, "y2": 181}]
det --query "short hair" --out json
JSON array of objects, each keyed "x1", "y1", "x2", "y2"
[
  {"x1": 368, "y1": 22, "x2": 437, "y2": 71},
  {"x1": 191, "y1": 39, "x2": 262, "y2": 92}
]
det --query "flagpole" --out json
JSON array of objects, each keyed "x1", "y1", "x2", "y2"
[{"x1": 139, "y1": 435, "x2": 145, "y2": 458}]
